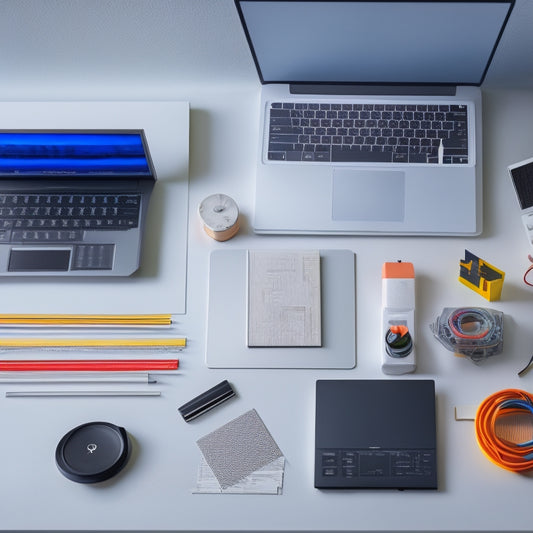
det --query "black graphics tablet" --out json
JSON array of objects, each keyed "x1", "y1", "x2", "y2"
[{"x1": 315, "y1": 379, "x2": 437, "y2": 489}]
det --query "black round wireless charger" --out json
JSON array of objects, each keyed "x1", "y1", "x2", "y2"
[{"x1": 55, "y1": 421, "x2": 131, "y2": 483}]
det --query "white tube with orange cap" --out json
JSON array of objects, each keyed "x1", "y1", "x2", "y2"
[{"x1": 381, "y1": 261, "x2": 416, "y2": 375}]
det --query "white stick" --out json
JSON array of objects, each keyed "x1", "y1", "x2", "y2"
[
  {"x1": 6, "y1": 390, "x2": 161, "y2": 397},
  {"x1": 0, "y1": 372, "x2": 155, "y2": 384}
]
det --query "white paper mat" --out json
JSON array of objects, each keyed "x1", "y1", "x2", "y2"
[
  {"x1": 0, "y1": 101, "x2": 189, "y2": 315},
  {"x1": 206, "y1": 249, "x2": 356, "y2": 369}
]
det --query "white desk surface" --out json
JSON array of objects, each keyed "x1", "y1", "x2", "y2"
[{"x1": 1, "y1": 86, "x2": 533, "y2": 533}]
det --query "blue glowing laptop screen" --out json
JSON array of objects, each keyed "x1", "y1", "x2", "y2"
[{"x1": 0, "y1": 131, "x2": 153, "y2": 177}]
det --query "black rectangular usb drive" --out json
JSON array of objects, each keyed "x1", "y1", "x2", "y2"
[{"x1": 178, "y1": 380, "x2": 235, "y2": 422}]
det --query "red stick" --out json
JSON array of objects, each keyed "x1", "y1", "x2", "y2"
[{"x1": 0, "y1": 359, "x2": 179, "y2": 371}]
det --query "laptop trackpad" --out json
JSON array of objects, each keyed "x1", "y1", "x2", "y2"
[
  {"x1": 332, "y1": 168, "x2": 405, "y2": 222},
  {"x1": 8, "y1": 249, "x2": 71, "y2": 272}
]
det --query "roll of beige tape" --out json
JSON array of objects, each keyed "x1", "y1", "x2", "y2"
[{"x1": 198, "y1": 194, "x2": 240, "y2": 242}]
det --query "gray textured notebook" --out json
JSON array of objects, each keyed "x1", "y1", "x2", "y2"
[{"x1": 247, "y1": 249, "x2": 321, "y2": 347}]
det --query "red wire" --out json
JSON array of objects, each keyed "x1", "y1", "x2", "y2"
[{"x1": 524, "y1": 255, "x2": 533, "y2": 287}]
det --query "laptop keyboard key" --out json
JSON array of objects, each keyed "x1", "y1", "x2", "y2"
[
  {"x1": 314, "y1": 151, "x2": 331, "y2": 161},
  {"x1": 332, "y1": 146, "x2": 393, "y2": 163},
  {"x1": 286, "y1": 151, "x2": 302, "y2": 161},
  {"x1": 408, "y1": 153, "x2": 428, "y2": 163},
  {"x1": 11, "y1": 230, "x2": 83, "y2": 242}
]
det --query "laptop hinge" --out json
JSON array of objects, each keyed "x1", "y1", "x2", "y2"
[{"x1": 289, "y1": 84, "x2": 457, "y2": 97}]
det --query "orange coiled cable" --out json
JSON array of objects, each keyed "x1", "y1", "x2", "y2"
[{"x1": 475, "y1": 389, "x2": 533, "y2": 472}]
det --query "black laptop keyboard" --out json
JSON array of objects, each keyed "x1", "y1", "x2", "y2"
[
  {"x1": 267, "y1": 101, "x2": 470, "y2": 165},
  {"x1": 0, "y1": 193, "x2": 141, "y2": 243}
]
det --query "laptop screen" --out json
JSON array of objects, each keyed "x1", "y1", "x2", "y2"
[
  {"x1": 0, "y1": 131, "x2": 155, "y2": 178},
  {"x1": 236, "y1": 0, "x2": 514, "y2": 85}
]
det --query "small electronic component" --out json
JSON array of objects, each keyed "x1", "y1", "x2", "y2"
[
  {"x1": 509, "y1": 157, "x2": 533, "y2": 248},
  {"x1": 459, "y1": 250, "x2": 504, "y2": 301},
  {"x1": 508, "y1": 157, "x2": 533, "y2": 285},
  {"x1": 381, "y1": 261, "x2": 416, "y2": 375},
  {"x1": 430, "y1": 307, "x2": 503, "y2": 362},
  {"x1": 178, "y1": 380, "x2": 236, "y2": 422}
]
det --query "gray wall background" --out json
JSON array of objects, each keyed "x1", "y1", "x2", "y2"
[{"x1": 0, "y1": 0, "x2": 531, "y2": 100}]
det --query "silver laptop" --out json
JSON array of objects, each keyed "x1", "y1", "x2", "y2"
[
  {"x1": 0, "y1": 130, "x2": 156, "y2": 276},
  {"x1": 235, "y1": 0, "x2": 514, "y2": 235}
]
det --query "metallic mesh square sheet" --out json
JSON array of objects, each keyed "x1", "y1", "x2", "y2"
[{"x1": 196, "y1": 409, "x2": 283, "y2": 489}]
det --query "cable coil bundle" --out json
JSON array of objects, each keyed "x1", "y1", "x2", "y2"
[
  {"x1": 475, "y1": 389, "x2": 533, "y2": 472},
  {"x1": 430, "y1": 307, "x2": 503, "y2": 362}
]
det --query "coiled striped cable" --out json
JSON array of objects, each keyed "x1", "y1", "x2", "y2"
[{"x1": 475, "y1": 389, "x2": 533, "y2": 472}]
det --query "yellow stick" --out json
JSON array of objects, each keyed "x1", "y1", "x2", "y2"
[{"x1": 0, "y1": 338, "x2": 186, "y2": 348}]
